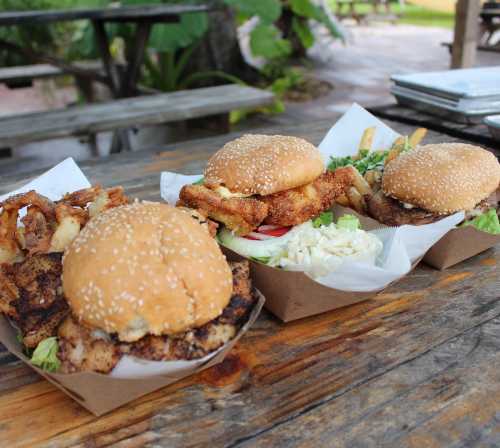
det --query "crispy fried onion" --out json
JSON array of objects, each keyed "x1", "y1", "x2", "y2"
[{"x1": 0, "y1": 185, "x2": 128, "y2": 264}]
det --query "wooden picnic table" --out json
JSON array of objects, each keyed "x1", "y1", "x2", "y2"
[
  {"x1": 0, "y1": 4, "x2": 209, "y2": 152},
  {"x1": 0, "y1": 118, "x2": 499, "y2": 447}
]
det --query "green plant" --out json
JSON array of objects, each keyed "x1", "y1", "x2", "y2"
[
  {"x1": 228, "y1": 0, "x2": 344, "y2": 62},
  {"x1": 0, "y1": 0, "x2": 82, "y2": 66}
]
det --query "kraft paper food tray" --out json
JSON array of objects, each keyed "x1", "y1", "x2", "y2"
[
  {"x1": 0, "y1": 292, "x2": 264, "y2": 416},
  {"x1": 223, "y1": 205, "x2": 422, "y2": 322},
  {"x1": 0, "y1": 158, "x2": 266, "y2": 415},
  {"x1": 423, "y1": 226, "x2": 500, "y2": 270}
]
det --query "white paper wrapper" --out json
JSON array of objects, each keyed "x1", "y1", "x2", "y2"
[
  {"x1": 160, "y1": 104, "x2": 464, "y2": 292},
  {"x1": 1, "y1": 158, "x2": 231, "y2": 378}
]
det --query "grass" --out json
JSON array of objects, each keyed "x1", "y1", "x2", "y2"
[{"x1": 328, "y1": 2, "x2": 455, "y2": 29}]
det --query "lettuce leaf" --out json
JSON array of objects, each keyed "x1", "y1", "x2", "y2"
[
  {"x1": 31, "y1": 337, "x2": 60, "y2": 373},
  {"x1": 250, "y1": 256, "x2": 271, "y2": 264},
  {"x1": 192, "y1": 177, "x2": 204, "y2": 185},
  {"x1": 328, "y1": 150, "x2": 388, "y2": 175},
  {"x1": 462, "y1": 208, "x2": 500, "y2": 234},
  {"x1": 312, "y1": 211, "x2": 333, "y2": 228},
  {"x1": 337, "y1": 215, "x2": 360, "y2": 231}
]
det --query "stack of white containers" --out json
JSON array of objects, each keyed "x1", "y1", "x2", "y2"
[{"x1": 391, "y1": 66, "x2": 500, "y2": 127}]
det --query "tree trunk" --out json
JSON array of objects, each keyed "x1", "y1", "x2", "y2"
[{"x1": 185, "y1": 3, "x2": 259, "y2": 85}]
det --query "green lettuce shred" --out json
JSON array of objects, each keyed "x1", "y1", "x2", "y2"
[
  {"x1": 312, "y1": 211, "x2": 334, "y2": 228},
  {"x1": 250, "y1": 256, "x2": 272, "y2": 264},
  {"x1": 337, "y1": 215, "x2": 361, "y2": 231},
  {"x1": 462, "y1": 208, "x2": 500, "y2": 235},
  {"x1": 31, "y1": 337, "x2": 60, "y2": 373},
  {"x1": 327, "y1": 150, "x2": 389, "y2": 175},
  {"x1": 193, "y1": 177, "x2": 204, "y2": 185}
]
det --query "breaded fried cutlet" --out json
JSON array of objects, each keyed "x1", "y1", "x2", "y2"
[
  {"x1": 4, "y1": 253, "x2": 69, "y2": 348},
  {"x1": 58, "y1": 315, "x2": 121, "y2": 374},
  {"x1": 179, "y1": 184, "x2": 269, "y2": 235},
  {"x1": 262, "y1": 167, "x2": 354, "y2": 227}
]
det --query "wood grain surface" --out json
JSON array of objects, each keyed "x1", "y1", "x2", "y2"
[
  {"x1": 0, "y1": 119, "x2": 498, "y2": 447},
  {"x1": 370, "y1": 104, "x2": 500, "y2": 152},
  {"x1": 0, "y1": 4, "x2": 208, "y2": 26},
  {"x1": 0, "y1": 85, "x2": 274, "y2": 146}
]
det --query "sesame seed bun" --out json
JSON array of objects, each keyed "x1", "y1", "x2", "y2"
[
  {"x1": 62, "y1": 202, "x2": 233, "y2": 342},
  {"x1": 382, "y1": 143, "x2": 500, "y2": 214},
  {"x1": 204, "y1": 134, "x2": 324, "y2": 195}
]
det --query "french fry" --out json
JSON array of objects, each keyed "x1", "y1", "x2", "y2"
[
  {"x1": 385, "y1": 147, "x2": 401, "y2": 166},
  {"x1": 409, "y1": 128, "x2": 427, "y2": 148},
  {"x1": 346, "y1": 187, "x2": 366, "y2": 214},
  {"x1": 391, "y1": 136, "x2": 405, "y2": 148},
  {"x1": 336, "y1": 194, "x2": 350, "y2": 207},
  {"x1": 357, "y1": 127, "x2": 376, "y2": 154},
  {"x1": 347, "y1": 166, "x2": 373, "y2": 196},
  {"x1": 364, "y1": 169, "x2": 381, "y2": 188}
]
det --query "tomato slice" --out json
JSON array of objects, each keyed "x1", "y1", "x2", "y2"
[
  {"x1": 242, "y1": 226, "x2": 291, "y2": 240},
  {"x1": 257, "y1": 226, "x2": 291, "y2": 237},
  {"x1": 243, "y1": 234, "x2": 260, "y2": 240}
]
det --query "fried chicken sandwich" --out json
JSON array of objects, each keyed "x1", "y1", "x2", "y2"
[
  {"x1": 0, "y1": 190, "x2": 257, "y2": 374},
  {"x1": 367, "y1": 143, "x2": 500, "y2": 228},
  {"x1": 179, "y1": 134, "x2": 354, "y2": 237}
]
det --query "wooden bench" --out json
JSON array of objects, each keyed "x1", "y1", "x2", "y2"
[
  {"x1": 0, "y1": 84, "x2": 274, "y2": 153},
  {"x1": 0, "y1": 61, "x2": 103, "y2": 92}
]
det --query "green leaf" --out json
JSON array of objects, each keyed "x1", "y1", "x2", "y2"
[
  {"x1": 328, "y1": 150, "x2": 389, "y2": 175},
  {"x1": 290, "y1": 0, "x2": 319, "y2": 18},
  {"x1": 31, "y1": 337, "x2": 60, "y2": 373},
  {"x1": 312, "y1": 211, "x2": 334, "y2": 228},
  {"x1": 250, "y1": 256, "x2": 271, "y2": 264},
  {"x1": 193, "y1": 177, "x2": 204, "y2": 185},
  {"x1": 149, "y1": 12, "x2": 208, "y2": 52},
  {"x1": 224, "y1": 0, "x2": 282, "y2": 23},
  {"x1": 250, "y1": 24, "x2": 292, "y2": 59},
  {"x1": 292, "y1": 16, "x2": 315, "y2": 49},
  {"x1": 337, "y1": 215, "x2": 361, "y2": 231},
  {"x1": 462, "y1": 208, "x2": 500, "y2": 234}
]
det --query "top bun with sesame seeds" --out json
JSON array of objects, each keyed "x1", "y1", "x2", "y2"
[
  {"x1": 204, "y1": 134, "x2": 324, "y2": 196},
  {"x1": 382, "y1": 143, "x2": 500, "y2": 214},
  {"x1": 62, "y1": 202, "x2": 233, "y2": 342}
]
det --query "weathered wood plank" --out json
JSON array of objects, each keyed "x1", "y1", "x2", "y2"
[
  {"x1": 451, "y1": 0, "x2": 480, "y2": 68},
  {"x1": 0, "y1": 4, "x2": 208, "y2": 26},
  {"x1": 0, "y1": 253, "x2": 498, "y2": 447},
  {"x1": 0, "y1": 119, "x2": 498, "y2": 447},
  {"x1": 370, "y1": 104, "x2": 500, "y2": 152},
  {"x1": 0, "y1": 61, "x2": 102, "y2": 83},
  {"x1": 0, "y1": 85, "x2": 274, "y2": 146}
]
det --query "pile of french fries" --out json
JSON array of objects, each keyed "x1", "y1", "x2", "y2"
[{"x1": 336, "y1": 127, "x2": 428, "y2": 214}]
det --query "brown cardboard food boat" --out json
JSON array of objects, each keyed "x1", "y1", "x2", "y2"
[
  {"x1": 0, "y1": 292, "x2": 264, "y2": 416},
  {"x1": 223, "y1": 206, "x2": 426, "y2": 322}
]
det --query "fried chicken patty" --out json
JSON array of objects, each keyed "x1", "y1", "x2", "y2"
[
  {"x1": 57, "y1": 261, "x2": 256, "y2": 373},
  {"x1": 179, "y1": 184, "x2": 269, "y2": 235},
  {"x1": 179, "y1": 168, "x2": 354, "y2": 234},
  {"x1": 0, "y1": 253, "x2": 69, "y2": 348},
  {"x1": 262, "y1": 168, "x2": 354, "y2": 227},
  {"x1": 367, "y1": 190, "x2": 446, "y2": 226}
]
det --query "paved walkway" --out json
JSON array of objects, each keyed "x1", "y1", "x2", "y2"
[{"x1": 1, "y1": 23, "x2": 499, "y2": 175}]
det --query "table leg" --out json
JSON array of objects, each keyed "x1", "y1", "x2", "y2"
[
  {"x1": 92, "y1": 19, "x2": 132, "y2": 152},
  {"x1": 121, "y1": 21, "x2": 152, "y2": 97},
  {"x1": 92, "y1": 19, "x2": 120, "y2": 96}
]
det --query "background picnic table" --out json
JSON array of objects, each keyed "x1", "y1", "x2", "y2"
[{"x1": 0, "y1": 119, "x2": 499, "y2": 447}]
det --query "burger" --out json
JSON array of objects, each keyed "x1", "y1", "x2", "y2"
[
  {"x1": 366, "y1": 143, "x2": 500, "y2": 228},
  {"x1": 0, "y1": 195, "x2": 257, "y2": 374},
  {"x1": 178, "y1": 134, "x2": 354, "y2": 237}
]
